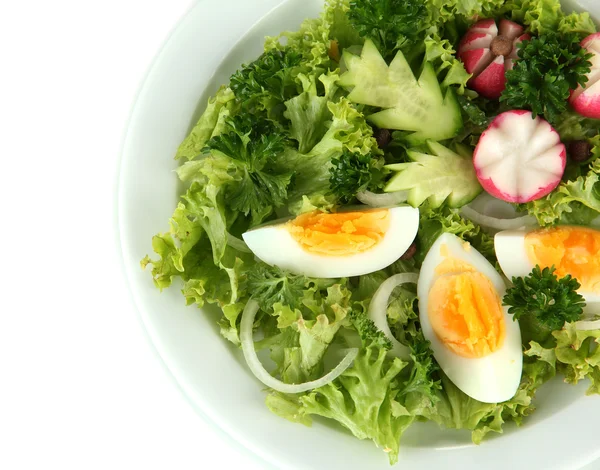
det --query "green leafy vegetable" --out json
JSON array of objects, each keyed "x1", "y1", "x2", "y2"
[
  {"x1": 347, "y1": 0, "x2": 428, "y2": 59},
  {"x1": 527, "y1": 323, "x2": 600, "y2": 396},
  {"x1": 521, "y1": 158, "x2": 600, "y2": 226},
  {"x1": 247, "y1": 264, "x2": 311, "y2": 312},
  {"x1": 301, "y1": 347, "x2": 414, "y2": 465},
  {"x1": 229, "y1": 48, "x2": 302, "y2": 119},
  {"x1": 284, "y1": 72, "x2": 337, "y2": 153},
  {"x1": 416, "y1": 205, "x2": 495, "y2": 265},
  {"x1": 348, "y1": 309, "x2": 392, "y2": 350},
  {"x1": 204, "y1": 115, "x2": 294, "y2": 225},
  {"x1": 275, "y1": 97, "x2": 383, "y2": 213},
  {"x1": 501, "y1": 33, "x2": 593, "y2": 124},
  {"x1": 329, "y1": 150, "x2": 382, "y2": 202},
  {"x1": 175, "y1": 86, "x2": 236, "y2": 161},
  {"x1": 503, "y1": 266, "x2": 586, "y2": 346}
]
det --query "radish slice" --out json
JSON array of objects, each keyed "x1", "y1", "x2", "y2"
[
  {"x1": 457, "y1": 18, "x2": 526, "y2": 99},
  {"x1": 570, "y1": 33, "x2": 600, "y2": 119},
  {"x1": 471, "y1": 18, "x2": 498, "y2": 36},
  {"x1": 356, "y1": 190, "x2": 408, "y2": 207},
  {"x1": 240, "y1": 300, "x2": 359, "y2": 393},
  {"x1": 368, "y1": 273, "x2": 419, "y2": 359},
  {"x1": 473, "y1": 110, "x2": 566, "y2": 203},
  {"x1": 499, "y1": 19, "x2": 524, "y2": 40}
]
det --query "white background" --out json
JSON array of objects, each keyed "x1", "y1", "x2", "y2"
[
  {"x1": 1, "y1": 1, "x2": 599, "y2": 470},
  {"x1": 0, "y1": 1, "x2": 263, "y2": 469}
]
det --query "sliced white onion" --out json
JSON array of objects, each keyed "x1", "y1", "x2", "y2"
[
  {"x1": 356, "y1": 190, "x2": 408, "y2": 207},
  {"x1": 460, "y1": 204, "x2": 536, "y2": 231},
  {"x1": 227, "y1": 233, "x2": 251, "y2": 253},
  {"x1": 368, "y1": 273, "x2": 419, "y2": 359},
  {"x1": 240, "y1": 300, "x2": 359, "y2": 393},
  {"x1": 575, "y1": 320, "x2": 600, "y2": 330}
]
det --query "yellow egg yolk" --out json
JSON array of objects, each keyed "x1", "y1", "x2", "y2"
[
  {"x1": 428, "y1": 253, "x2": 505, "y2": 358},
  {"x1": 525, "y1": 226, "x2": 600, "y2": 293},
  {"x1": 286, "y1": 209, "x2": 390, "y2": 256}
]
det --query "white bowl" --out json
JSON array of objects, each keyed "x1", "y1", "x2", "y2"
[{"x1": 118, "y1": 0, "x2": 600, "y2": 468}]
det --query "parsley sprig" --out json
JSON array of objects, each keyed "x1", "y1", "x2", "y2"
[
  {"x1": 347, "y1": 0, "x2": 428, "y2": 59},
  {"x1": 501, "y1": 33, "x2": 593, "y2": 124},
  {"x1": 503, "y1": 265, "x2": 586, "y2": 332}
]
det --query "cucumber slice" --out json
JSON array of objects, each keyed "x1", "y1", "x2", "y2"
[
  {"x1": 385, "y1": 141, "x2": 482, "y2": 208},
  {"x1": 339, "y1": 39, "x2": 463, "y2": 145}
]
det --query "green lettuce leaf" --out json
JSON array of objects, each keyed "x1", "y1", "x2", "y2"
[
  {"x1": 415, "y1": 205, "x2": 495, "y2": 265},
  {"x1": 284, "y1": 72, "x2": 338, "y2": 154},
  {"x1": 559, "y1": 11, "x2": 597, "y2": 36},
  {"x1": 275, "y1": 97, "x2": 382, "y2": 213},
  {"x1": 554, "y1": 323, "x2": 600, "y2": 395},
  {"x1": 301, "y1": 347, "x2": 413, "y2": 465},
  {"x1": 424, "y1": 33, "x2": 471, "y2": 93},
  {"x1": 526, "y1": 323, "x2": 600, "y2": 396},
  {"x1": 522, "y1": 158, "x2": 600, "y2": 226},
  {"x1": 423, "y1": 359, "x2": 547, "y2": 444},
  {"x1": 175, "y1": 86, "x2": 236, "y2": 161}
]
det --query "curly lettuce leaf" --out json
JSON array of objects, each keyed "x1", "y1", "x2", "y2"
[
  {"x1": 265, "y1": 283, "x2": 352, "y2": 383},
  {"x1": 284, "y1": 72, "x2": 338, "y2": 153},
  {"x1": 522, "y1": 158, "x2": 600, "y2": 226},
  {"x1": 554, "y1": 323, "x2": 600, "y2": 395},
  {"x1": 416, "y1": 204, "x2": 495, "y2": 265},
  {"x1": 301, "y1": 347, "x2": 413, "y2": 465},
  {"x1": 424, "y1": 33, "x2": 471, "y2": 93},
  {"x1": 175, "y1": 86, "x2": 236, "y2": 161},
  {"x1": 527, "y1": 323, "x2": 600, "y2": 396},
  {"x1": 423, "y1": 357, "x2": 549, "y2": 444},
  {"x1": 275, "y1": 97, "x2": 383, "y2": 213},
  {"x1": 559, "y1": 11, "x2": 597, "y2": 36}
]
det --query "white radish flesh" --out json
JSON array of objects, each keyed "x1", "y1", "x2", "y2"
[{"x1": 473, "y1": 110, "x2": 566, "y2": 203}]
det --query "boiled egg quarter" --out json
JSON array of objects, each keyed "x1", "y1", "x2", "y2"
[
  {"x1": 242, "y1": 206, "x2": 419, "y2": 278},
  {"x1": 418, "y1": 233, "x2": 523, "y2": 403},
  {"x1": 495, "y1": 226, "x2": 600, "y2": 303}
]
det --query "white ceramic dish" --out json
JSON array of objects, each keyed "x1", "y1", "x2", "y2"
[{"x1": 118, "y1": 0, "x2": 600, "y2": 468}]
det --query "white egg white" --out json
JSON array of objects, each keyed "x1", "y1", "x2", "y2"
[
  {"x1": 418, "y1": 233, "x2": 523, "y2": 404},
  {"x1": 242, "y1": 206, "x2": 419, "y2": 278},
  {"x1": 495, "y1": 229, "x2": 600, "y2": 303}
]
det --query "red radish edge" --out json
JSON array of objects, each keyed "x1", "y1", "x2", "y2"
[
  {"x1": 570, "y1": 33, "x2": 600, "y2": 119},
  {"x1": 457, "y1": 18, "x2": 527, "y2": 100},
  {"x1": 473, "y1": 110, "x2": 566, "y2": 203}
]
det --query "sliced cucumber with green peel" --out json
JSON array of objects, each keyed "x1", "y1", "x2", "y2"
[
  {"x1": 338, "y1": 39, "x2": 463, "y2": 145},
  {"x1": 385, "y1": 141, "x2": 482, "y2": 208}
]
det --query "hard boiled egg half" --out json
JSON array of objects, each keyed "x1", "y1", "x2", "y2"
[
  {"x1": 495, "y1": 226, "x2": 600, "y2": 302},
  {"x1": 418, "y1": 233, "x2": 523, "y2": 403},
  {"x1": 242, "y1": 206, "x2": 419, "y2": 278}
]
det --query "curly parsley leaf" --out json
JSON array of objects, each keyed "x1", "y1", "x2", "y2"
[
  {"x1": 347, "y1": 0, "x2": 428, "y2": 60},
  {"x1": 348, "y1": 309, "x2": 392, "y2": 350},
  {"x1": 247, "y1": 263, "x2": 311, "y2": 312},
  {"x1": 503, "y1": 265, "x2": 586, "y2": 346},
  {"x1": 329, "y1": 150, "x2": 382, "y2": 202},
  {"x1": 229, "y1": 48, "x2": 303, "y2": 116},
  {"x1": 501, "y1": 33, "x2": 592, "y2": 124},
  {"x1": 398, "y1": 334, "x2": 441, "y2": 406},
  {"x1": 204, "y1": 115, "x2": 293, "y2": 225}
]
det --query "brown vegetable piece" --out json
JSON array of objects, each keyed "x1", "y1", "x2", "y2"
[
  {"x1": 567, "y1": 140, "x2": 591, "y2": 163},
  {"x1": 374, "y1": 128, "x2": 392, "y2": 149},
  {"x1": 400, "y1": 242, "x2": 417, "y2": 260},
  {"x1": 490, "y1": 36, "x2": 513, "y2": 57},
  {"x1": 328, "y1": 40, "x2": 340, "y2": 62}
]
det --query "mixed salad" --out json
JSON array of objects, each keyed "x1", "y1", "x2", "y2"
[{"x1": 142, "y1": 0, "x2": 600, "y2": 463}]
